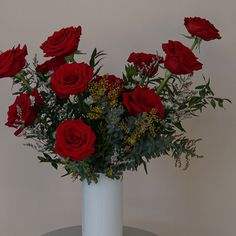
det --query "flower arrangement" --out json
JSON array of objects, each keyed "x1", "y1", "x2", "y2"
[{"x1": 0, "y1": 17, "x2": 230, "y2": 183}]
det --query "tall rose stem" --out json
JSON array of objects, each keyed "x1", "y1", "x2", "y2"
[
  {"x1": 156, "y1": 70, "x2": 172, "y2": 95},
  {"x1": 156, "y1": 37, "x2": 200, "y2": 95},
  {"x1": 191, "y1": 38, "x2": 198, "y2": 50},
  {"x1": 191, "y1": 37, "x2": 201, "y2": 50}
]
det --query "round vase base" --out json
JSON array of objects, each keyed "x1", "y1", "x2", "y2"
[{"x1": 42, "y1": 225, "x2": 158, "y2": 236}]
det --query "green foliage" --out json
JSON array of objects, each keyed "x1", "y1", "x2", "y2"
[
  {"x1": 7, "y1": 35, "x2": 230, "y2": 184},
  {"x1": 89, "y1": 48, "x2": 106, "y2": 76},
  {"x1": 37, "y1": 153, "x2": 62, "y2": 170}
]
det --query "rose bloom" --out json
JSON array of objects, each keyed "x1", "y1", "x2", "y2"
[
  {"x1": 162, "y1": 40, "x2": 202, "y2": 75},
  {"x1": 51, "y1": 62, "x2": 94, "y2": 98},
  {"x1": 123, "y1": 85, "x2": 164, "y2": 118},
  {"x1": 36, "y1": 57, "x2": 66, "y2": 74},
  {"x1": 92, "y1": 74, "x2": 124, "y2": 93},
  {"x1": 127, "y1": 52, "x2": 163, "y2": 77},
  {"x1": 55, "y1": 119, "x2": 96, "y2": 161},
  {"x1": 5, "y1": 89, "x2": 43, "y2": 135},
  {"x1": 184, "y1": 17, "x2": 221, "y2": 41},
  {"x1": 0, "y1": 45, "x2": 27, "y2": 79},
  {"x1": 40, "y1": 26, "x2": 82, "y2": 57}
]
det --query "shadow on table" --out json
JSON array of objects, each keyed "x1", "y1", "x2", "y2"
[{"x1": 41, "y1": 225, "x2": 159, "y2": 236}]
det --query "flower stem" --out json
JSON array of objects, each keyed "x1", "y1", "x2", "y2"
[
  {"x1": 156, "y1": 70, "x2": 172, "y2": 95},
  {"x1": 191, "y1": 37, "x2": 201, "y2": 50}
]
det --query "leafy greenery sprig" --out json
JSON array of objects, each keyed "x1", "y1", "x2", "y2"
[{"x1": 2, "y1": 21, "x2": 230, "y2": 184}]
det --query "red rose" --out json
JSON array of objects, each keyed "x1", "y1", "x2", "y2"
[
  {"x1": 36, "y1": 57, "x2": 66, "y2": 74},
  {"x1": 55, "y1": 119, "x2": 96, "y2": 161},
  {"x1": 0, "y1": 45, "x2": 27, "y2": 79},
  {"x1": 123, "y1": 85, "x2": 164, "y2": 118},
  {"x1": 40, "y1": 26, "x2": 82, "y2": 57},
  {"x1": 184, "y1": 17, "x2": 221, "y2": 41},
  {"x1": 127, "y1": 52, "x2": 163, "y2": 77},
  {"x1": 5, "y1": 88, "x2": 43, "y2": 135},
  {"x1": 162, "y1": 40, "x2": 202, "y2": 75},
  {"x1": 29, "y1": 89, "x2": 44, "y2": 106},
  {"x1": 51, "y1": 62, "x2": 93, "y2": 98},
  {"x1": 92, "y1": 74, "x2": 124, "y2": 93}
]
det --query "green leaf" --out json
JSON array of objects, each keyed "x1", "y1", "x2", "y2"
[
  {"x1": 65, "y1": 54, "x2": 75, "y2": 63},
  {"x1": 218, "y1": 99, "x2": 224, "y2": 108},
  {"x1": 180, "y1": 33, "x2": 195, "y2": 39},
  {"x1": 210, "y1": 99, "x2": 216, "y2": 109},
  {"x1": 195, "y1": 85, "x2": 205, "y2": 90},
  {"x1": 89, "y1": 48, "x2": 97, "y2": 67},
  {"x1": 122, "y1": 73, "x2": 127, "y2": 83},
  {"x1": 37, "y1": 156, "x2": 46, "y2": 162},
  {"x1": 189, "y1": 96, "x2": 201, "y2": 106},
  {"x1": 141, "y1": 159, "x2": 148, "y2": 174},
  {"x1": 174, "y1": 122, "x2": 186, "y2": 132},
  {"x1": 199, "y1": 89, "x2": 206, "y2": 97},
  {"x1": 51, "y1": 162, "x2": 58, "y2": 169},
  {"x1": 43, "y1": 153, "x2": 52, "y2": 160},
  {"x1": 61, "y1": 172, "x2": 70, "y2": 177},
  {"x1": 94, "y1": 65, "x2": 103, "y2": 77},
  {"x1": 94, "y1": 57, "x2": 104, "y2": 67},
  {"x1": 12, "y1": 92, "x2": 21, "y2": 95},
  {"x1": 125, "y1": 65, "x2": 137, "y2": 78}
]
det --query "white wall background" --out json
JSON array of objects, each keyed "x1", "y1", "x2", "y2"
[{"x1": 0, "y1": 0, "x2": 235, "y2": 236}]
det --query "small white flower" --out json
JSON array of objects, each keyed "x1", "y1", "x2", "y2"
[
  {"x1": 163, "y1": 101, "x2": 173, "y2": 109},
  {"x1": 124, "y1": 83, "x2": 136, "y2": 90},
  {"x1": 16, "y1": 105, "x2": 22, "y2": 117},
  {"x1": 132, "y1": 75, "x2": 142, "y2": 82},
  {"x1": 169, "y1": 113, "x2": 178, "y2": 123},
  {"x1": 110, "y1": 148, "x2": 119, "y2": 164},
  {"x1": 69, "y1": 95, "x2": 80, "y2": 104},
  {"x1": 84, "y1": 96, "x2": 94, "y2": 105},
  {"x1": 52, "y1": 131, "x2": 56, "y2": 139},
  {"x1": 29, "y1": 95, "x2": 36, "y2": 106}
]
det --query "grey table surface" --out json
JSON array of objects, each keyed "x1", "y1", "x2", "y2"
[{"x1": 41, "y1": 226, "x2": 158, "y2": 236}]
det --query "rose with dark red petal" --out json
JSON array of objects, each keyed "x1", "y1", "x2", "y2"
[
  {"x1": 55, "y1": 119, "x2": 96, "y2": 161},
  {"x1": 162, "y1": 40, "x2": 202, "y2": 75},
  {"x1": 51, "y1": 62, "x2": 93, "y2": 98},
  {"x1": 123, "y1": 85, "x2": 164, "y2": 118},
  {"x1": 5, "y1": 88, "x2": 43, "y2": 135},
  {"x1": 29, "y1": 89, "x2": 44, "y2": 106},
  {"x1": 92, "y1": 74, "x2": 124, "y2": 93},
  {"x1": 36, "y1": 57, "x2": 66, "y2": 74},
  {"x1": 40, "y1": 26, "x2": 82, "y2": 57},
  {"x1": 127, "y1": 52, "x2": 163, "y2": 77},
  {"x1": 0, "y1": 45, "x2": 27, "y2": 79},
  {"x1": 184, "y1": 17, "x2": 221, "y2": 41}
]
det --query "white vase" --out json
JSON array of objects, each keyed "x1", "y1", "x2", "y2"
[{"x1": 82, "y1": 174, "x2": 123, "y2": 236}]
